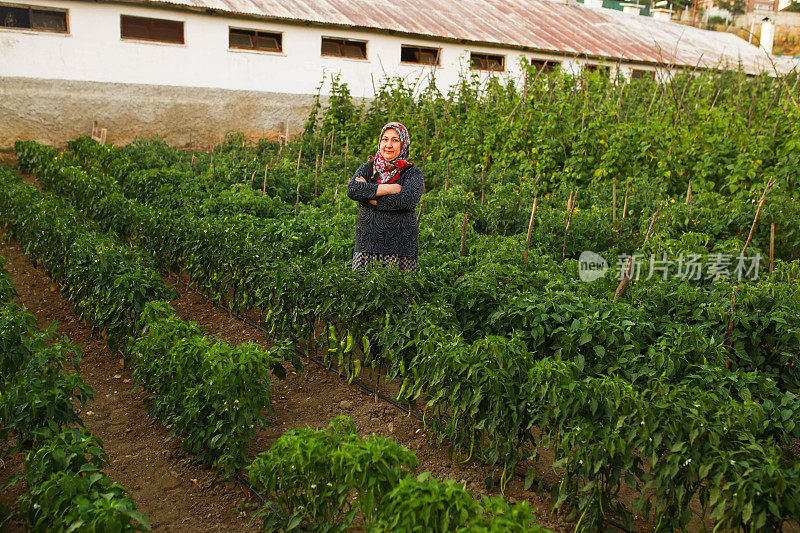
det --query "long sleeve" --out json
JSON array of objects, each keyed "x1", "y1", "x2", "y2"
[
  {"x1": 375, "y1": 166, "x2": 423, "y2": 212},
  {"x1": 347, "y1": 163, "x2": 378, "y2": 201}
]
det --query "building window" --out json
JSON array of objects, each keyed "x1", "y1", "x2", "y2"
[
  {"x1": 531, "y1": 59, "x2": 560, "y2": 73},
  {"x1": 585, "y1": 64, "x2": 610, "y2": 77},
  {"x1": 121, "y1": 15, "x2": 184, "y2": 44},
  {"x1": 229, "y1": 27, "x2": 282, "y2": 52},
  {"x1": 631, "y1": 69, "x2": 655, "y2": 80},
  {"x1": 401, "y1": 45, "x2": 440, "y2": 66},
  {"x1": 321, "y1": 37, "x2": 367, "y2": 59},
  {"x1": 470, "y1": 52, "x2": 504, "y2": 72},
  {"x1": 0, "y1": 3, "x2": 68, "y2": 33}
]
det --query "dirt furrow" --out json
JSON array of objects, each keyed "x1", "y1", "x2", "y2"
[{"x1": 0, "y1": 239, "x2": 258, "y2": 532}]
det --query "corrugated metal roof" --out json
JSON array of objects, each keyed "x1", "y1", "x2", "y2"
[{"x1": 117, "y1": 0, "x2": 781, "y2": 73}]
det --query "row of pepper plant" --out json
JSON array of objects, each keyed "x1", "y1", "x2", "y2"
[
  {"x1": 0, "y1": 254, "x2": 150, "y2": 531},
  {"x1": 13, "y1": 64, "x2": 800, "y2": 530},
  {"x1": 246, "y1": 416, "x2": 548, "y2": 532},
  {"x1": 1, "y1": 160, "x2": 546, "y2": 532},
  {"x1": 0, "y1": 164, "x2": 288, "y2": 478}
]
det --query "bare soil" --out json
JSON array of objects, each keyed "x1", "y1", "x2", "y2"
[{"x1": 0, "y1": 239, "x2": 259, "y2": 532}]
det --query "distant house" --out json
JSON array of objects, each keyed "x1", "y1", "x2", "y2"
[{"x1": 0, "y1": 0, "x2": 781, "y2": 147}]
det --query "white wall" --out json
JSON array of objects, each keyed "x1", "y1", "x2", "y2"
[{"x1": 0, "y1": 0, "x2": 659, "y2": 98}]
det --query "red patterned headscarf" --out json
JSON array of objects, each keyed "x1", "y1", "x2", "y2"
[{"x1": 374, "y1": 122, "x2": 412, "y2": 184}]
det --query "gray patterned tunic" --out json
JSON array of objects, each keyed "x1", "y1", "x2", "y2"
[{"x1": 346, "y1": 162, "x2": 424, "y2": 259}]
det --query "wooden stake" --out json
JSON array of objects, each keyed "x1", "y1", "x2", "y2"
[
  {"x1": 770, "y1": 222, "x2": 775, "y2": 273},
  {"x1": 211, "y1": 153, "x2": 215, "y2": 179},
  {"x1": 249, "y1": 169, "x2": 256, "y2": 186},
  {"x1": 444, "y1": 179, "x2": 449, "y2": 192},
  {"x1": 416, "y1": 202, "x2": 423, "y2": 224},
  {"x1": 321, "y1": 140, "x2": 326, "y2": 169},
  {"x1": 332, "y1": 184, "x2": 339, "y2": 206},
  {"x1": 622, "y1": 181, "x2": 630, "y2": 220},
  {"x1": 314, "y1": 154, "x2": 319, "y2": 197},
  {"x1": 523, "y1": 198, "x2": 538, "y2": 266},
  {"x1": 295, "y1": 146, "x2": 302, "y2": 175},
  {"x1": 741, "y1": 177, "x2": 776, "y2": 256},
  {"x1": 685, "y1": 179, "x2": 693, "y2": 204},
  {"x1": 566, "y1": 190, "x2": 574, "y2": 221},
  {"x1": 344, "y1": 137, "x2": 349, "y2": 176},
  {"x1": 612, "y1": 177, "x2": 617, "y2": 228},
  {"x1": 278, "y1": 143, "x2": 283, "y2": 161},
  {"x1": 562, "y1": 192, "x2": 577, "y2": 261},
  {"x1": 769, "y1": 222, "x2": 775, "y2": 274},
  {"x1": 294, "y1": 182, "x2": 301, "y2": 216},
  {"x1": 614, "y1": 210, "x2": 659, "y2": 302},
  {"x1": 723, "y1": 286, "x2": 739, "y2": 368},
  {"x1": 262, "y1": 165, "x2": 268, "y2": 197},
  {"x1": 460, "y1": 212, "x2": 470, "y2": 256}
]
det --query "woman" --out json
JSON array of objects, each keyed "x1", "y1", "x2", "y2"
[{"x1": 346, "y1": 122, "x2": 424, "y2": 273}]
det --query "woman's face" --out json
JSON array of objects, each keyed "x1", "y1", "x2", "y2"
[{"x1": 379, "y1": 128, "x2": 402, "y2": 161}]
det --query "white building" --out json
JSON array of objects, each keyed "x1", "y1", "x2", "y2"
[{"x1": 0, "y1": 0, "x2": 780, "y2": 147}]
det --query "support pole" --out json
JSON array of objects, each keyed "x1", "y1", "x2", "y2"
[
  {"x1": 344, "y1": 137, "x2": 349, "y2": 177},
  {"x1": 612, "y1": 177, "x2": 617, "y2": 228},
  {"x1": 460, "y1": 212, "x2": 470, "y2": 256},
  {"x1": 770, "y1": 222, "x2": 775, "y2": 273},
  {"x1": 622, "y1": 181, "x2": 630, "y2": 220},
  {"x1": 741, "y1": 177, "x2": 776, "y2": 256},
  {"x1": 523, "y1": 198, "x2": 538, "y2": 266},
  {"x1": 614, "y1": 210, "x2": 659, "y2": 302},
  {"x1": 315, "y1": 154, "x2": 319, "y2": 197},
  {"x1": 562, "y1": 192, "x2": 577, "y2": 260}
]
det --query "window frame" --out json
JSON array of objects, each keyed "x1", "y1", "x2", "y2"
[
  {"x1": 630, "y1": 68, "x2": 655, "y2": 80},
  {"x1": 320, "y1": 36, "x2": 368, "y2": 60},
  {"x1": 0, "y1": 2, "x2": 69, "y2": 34},
  {"x1": 400, "y1": 44, "x2": 442, "y2": 66},
  {"x1": 530, "y1": 58, "x2": 560, "y2": 73},
  {"x1": 228, "y1": 26, "x2": 283, "y2": 53},
  {"x1": 584, "y1": 63, "x2": 611, "y2": 77},
  {"x1": 120, "y1": 14, "x2": 185, "y2": 45},
  {"x1": 470, "y1": 51, "x2": 505, "y2": 72}
]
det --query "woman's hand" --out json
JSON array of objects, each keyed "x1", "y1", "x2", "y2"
[
  {"x1": 355, "y1": 176, "x2": 366, "y2": 183},
  {"x1": 376, "y1": 183, "x2": 401, "y2": 196},
  {"x1": 370, "y1": 183, "x2": 401, "y2": 205}
]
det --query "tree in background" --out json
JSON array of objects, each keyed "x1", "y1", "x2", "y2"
[{"x1": 715, "y1": 0, "x2": 747, "y2": 18}]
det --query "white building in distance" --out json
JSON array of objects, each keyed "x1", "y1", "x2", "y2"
[{"x1": 0, "y1": 0, "x2": 782, "y2": 147}]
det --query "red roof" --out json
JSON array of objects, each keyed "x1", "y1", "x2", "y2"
[{"x1": 117, "y1": 0, "x2": 782, "y2": 73}]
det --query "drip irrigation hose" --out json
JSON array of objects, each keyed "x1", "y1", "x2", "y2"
[{"x1": 173, "y1": 277, "x2": 637, "y2": 533}]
